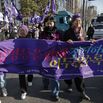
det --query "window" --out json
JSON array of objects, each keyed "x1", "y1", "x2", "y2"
[
  {"x1": 94, "y1": 25, "x2": 103, "y2": 29},
  {"x1": 59, "y1": 17, "x2": 64, "y2": 24},
  {"x1": 96, "y1": 16, "x2": 103, "y2": 23}
]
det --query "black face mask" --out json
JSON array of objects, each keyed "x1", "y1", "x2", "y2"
[
  {"x1": 47, "y1": 26, "x2": 54, "y2": 30},
  {"x1": 44, "y1": 26, "x2": 56, "y2": 35}
]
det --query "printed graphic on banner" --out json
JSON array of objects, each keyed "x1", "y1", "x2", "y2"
[{"x1": 0, "y1": 39, "x2": 103, "y2": 79}]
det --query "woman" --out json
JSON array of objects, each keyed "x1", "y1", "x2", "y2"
[
  {"x1": 39, "y1": 16, "x2": 61, "y2": 101},
  {"x1": 63, "y1": 14, "x2": 90, "y2": 101},
  {"x1": 18, "y1": 25, "x2": 33, "y2": 100}
]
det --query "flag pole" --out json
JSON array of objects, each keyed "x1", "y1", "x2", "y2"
[
  {"x1": 50, "y1": 0, "x2": 56, "y2": 15},
  {"x1": 51, "y1": 0, "x2": 53, "y2": 15},
  {"x1": 82, "y1": 0, "x2": 85, "y2": 30}
]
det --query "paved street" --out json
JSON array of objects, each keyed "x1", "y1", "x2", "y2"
[{"x1": 0, "y1": 74, "x2": 103, "y2": 103}]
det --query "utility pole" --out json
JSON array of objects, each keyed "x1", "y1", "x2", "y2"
[
  {"x1": 51, "y1": 0, "x2": 53, "y2": 14},
  {"x1": 85, "y1": 0, "x2": 88, "y2": 31},
  {"x1": 82, "y1": 0, "x2": 86, "y2": 30},
  {"x1": 0, "y1": 0, "x2": 1, "y2": 12}
]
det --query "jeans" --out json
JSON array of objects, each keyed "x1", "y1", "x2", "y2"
[
  {"x1": 51, "y1": 79, "x2": 60, "y2": 97},
  {"x1": 0, "y1": 73, "x2": 6, "y2": 88},
  {"x1": 42, "y1": 78, "x2": 60, "y2": 97}
]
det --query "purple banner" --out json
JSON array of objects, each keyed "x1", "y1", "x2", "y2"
[{"x1": 0, "y1": 39, "x2": 103, "y2": 80}]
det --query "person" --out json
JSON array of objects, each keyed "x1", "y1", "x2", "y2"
[
  {"x1": 34, "y1": 23, "x2": 40, "y2": 39},
  {"x1": 0, "y1": 22, "x2": 8, "y2": 95},
  {"x1": 1, "y1": 22, "x2": 9, "y2": 40},
  {"x1": 63, "y1": 14, "x2": 90, "y2": 101},
  {"x1": 0, "y1": 72, "x2": 8, "y2": 97},
  {"x1": 18, "y1": 25, "x2": 33, "y2": 100},
  {"x1": 39, "y1": 16, "x2": 61, "y2": 101},
  {"x1": 0, "y1": 22, "x2": 6, "y2": 41},
  {"x1": 87, "y1": 24, "x2": 94, "y2": 40},
  {"x1": 13, "y1": 25, "x2": 18, "y2": 39}
]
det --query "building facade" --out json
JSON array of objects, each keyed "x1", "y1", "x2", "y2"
[
  {"x1": 87, "y1": 5, "x2": 97, "y2": 24},
  {"x1": 66, "y1": 0, "x2": 81, "y2": 13},
  {"x1": 0, "y1": 0, "x2": 20, "y2": 12},
  {"x1": 0, "y1": 0, "x2": 4, "y2": 12}
]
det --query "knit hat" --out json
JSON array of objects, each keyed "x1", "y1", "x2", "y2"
[
  {"x1": 20, "y1": 25, "x2": 28, "y2": 33},
  {"x1": 44, "y1": 16, "x2": 55, "y2": 26},
  {"x1": 72, "y1": 13, "x2": 81, "y2": 22},
  {"x1": 18, "y1": 25, "x2": 29, "y2": 37}
]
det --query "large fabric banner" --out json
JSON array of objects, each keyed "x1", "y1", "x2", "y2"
[{"x1": 0, "y1": 39, "x2": 103, "y2": 80}]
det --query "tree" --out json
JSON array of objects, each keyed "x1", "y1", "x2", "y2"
[
  {"x1": 20, "y1": 0, "x2": 49, "y2": 16},
  {"x1": 35, "y1": 0, "x2": 48, "y2": 15},
  {"x1": 20, "y1": 0, "x2": 38, "y2": 16}
]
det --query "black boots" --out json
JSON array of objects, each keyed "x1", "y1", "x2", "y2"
[
  {"x1": 80, "y1": 92, "x2": 91, "y2": 101},
  {"x1": 52, "y1": 95, "x2": 60, "y2": 102}
]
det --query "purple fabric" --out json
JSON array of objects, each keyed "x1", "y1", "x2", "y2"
[
  {"x1": 4, "y1": 0, "x2": 22, "y2": 22},
  {"x1": 30, "y1": 13, "x2": 41, "y2": 24},
  {"x1": 72, "y1": 13, "x2": 81, "y2": 22},
  {"x1": 0, "y1": 39, "x2": 103, "y2": 79},
  {"x1": 4, "y1": 0, "x2": 10, "y2": 19},
  {"x1": 10, "y1": 2, "x2": 19, "y2": 17},
  {"x1": 40, "y1": 1, "x2": 51, "y2": 23},
  {"x1": 44, "y1": 1, "x2": 51, "y2": 14},
  {"x1": 51, "y1": 0, "x2": 56, "y2": 13}
]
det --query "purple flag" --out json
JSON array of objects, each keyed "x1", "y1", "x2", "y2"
[
  {"x1": 16, "y1": 13, "x2": 23, "y2": 21},
  {"x1": 10, "y1": 2, "x2": 19, "y2": 17},
  {"x1": 11, "y1": 0, "x2": 22, "y2": 21},
  {"x1": 29, "y1": 13, "x2": 41, "y2": 24},
  {"x1": 4, "y1": 0, "x2": 18, "y2": 23},
  {"x1": 4, "y1": 0, "x2": 11, "y2": 22},
  {"x1": 52, "y1": 0, "x2": 56, "y2": 13},
  {"x1": 4, "y1": 0, "x2": 8, "y2": 8},
  {"x1": 40, "y1": 1, "x2": 51, "y2": 23},
  {"x1": 44, "y1": 1, "x2": 51, "y2": 14},
  {"x1": 4, "y1": 0, "x2": 9, "y2": 15}
]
